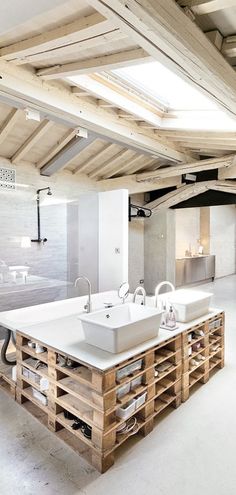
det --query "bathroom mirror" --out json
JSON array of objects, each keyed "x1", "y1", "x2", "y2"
[{"x1": 118, "y1": 282, "x2": 129, "y2": 303}]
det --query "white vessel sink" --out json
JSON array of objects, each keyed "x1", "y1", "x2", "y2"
[
  {"x1": 79, "y1": 303, "x2": 162, "y2": 353},
  {"x1": 168, "y1": 289, "x2": 212, "y2": 323}
]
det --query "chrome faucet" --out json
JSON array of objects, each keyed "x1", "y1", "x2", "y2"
[
  {"x1": 155, "y1": 281, "x2": 175, "y2": 308},
  {"x1": 74, "y1": 276, "x2": 92, "y2": 313},
  {"x1": 133, "y1": 286, "x2": 146, "y2": 305}
]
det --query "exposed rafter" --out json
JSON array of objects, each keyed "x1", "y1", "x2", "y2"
[
  {"x1": 37, "y1": 49, "x2": 150, "y2": 79},
  {"x1": 12, "y1": 120, "x2": 54, "y2": 163},
  {"x1": 73, "y1": 143, "x2": 117, "y2": 175},
  {"x1": 40, "y1": 135, "x2": 96, "y2": 176},
  {"x1": 0, "y1": 108, "x2": 21, "y2": 146},
  {"x1": 103, "y1": 153, "x2": 145, "y2": 179},
  {"x1": 87, "y1": 0, "x2": 236, "y2": 118},
  {"x1": 136, "y1": 154, "x2": 236, "y2": 182},
  {"x1": 88, "y1": 149, "x2": 132, "y2": 179},
  {"x1": 0, "y1": 61, "x2": 185, "y2": 162}
]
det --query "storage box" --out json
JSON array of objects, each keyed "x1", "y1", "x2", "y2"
[
  {"x1": 31, "y1": 387, "x2": 48, "y2": 406},
  {"x1": 130, "y1": 376, "x2": 142, "y2": 390},
  {"x1": 116, "y1": 399, "x2": 136, "y2": 419},
  {"x1": 135, "y1": 391, "x2": 147, "y2": 409},
  {"x1": 116, "y1": 382, "x2": 130, "y2": 399},
  {"x1": 116, "y1": 358, "x2": 143, "y2": 381}
]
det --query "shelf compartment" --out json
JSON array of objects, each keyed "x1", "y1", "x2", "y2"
[
  {"x1": 19, "y1": 386, "x2": 49, "y2": 413},
  {"x1": 155, "y1": 348, "x2": 177, "y2": 365},
  {"x1": 20, "y1": 345, "x2": 48, "y2": 364},
  {"x1": 209, "y1": 356, "x2": 222, "y2": 371},
  {"x1": 55, "y1": 411, "x2": 99, "y2": 452},
  {"x1": 154, "y1": 392, "x2": 176, "y2": 415},
  {"x1": 19, "y1": 358, "x2": 48, "y2": 378}
]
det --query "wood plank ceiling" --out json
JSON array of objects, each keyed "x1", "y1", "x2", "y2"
[{"x1": 1, "y1": 0, "x2": 236, "y2": 202}]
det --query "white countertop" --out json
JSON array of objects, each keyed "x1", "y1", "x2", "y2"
[{"x1": 0, "y1": 290, "x2": 223, "y2": 371}]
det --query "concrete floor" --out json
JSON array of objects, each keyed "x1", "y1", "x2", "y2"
[{"x1": 1, "y1": 275, "x2": 236, "y2": 495}]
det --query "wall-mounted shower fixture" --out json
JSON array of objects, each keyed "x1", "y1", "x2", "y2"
[
  {"x1": 129, "y1": 198, "x2": 152, "y2": 222},
  {"x1": 31, "y1": 187, "x2": 52, "y2": 244}
]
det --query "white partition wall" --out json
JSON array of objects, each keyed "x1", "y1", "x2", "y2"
[{"x1": 99, "y1": 189, "x2": 129, "y2": 292}]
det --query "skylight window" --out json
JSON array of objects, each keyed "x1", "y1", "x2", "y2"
[{"x1": 113, "y1": 61, "x2": 218, "y2": 111}]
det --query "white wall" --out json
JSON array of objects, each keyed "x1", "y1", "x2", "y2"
[
  {"x1": 129, "y1": 218, "x2": 144, "y2": 292},
  {"x1": 175, "y1": 208, "x2": 200, "y2": 258},
  {"x1": 210, "y1": 205, "x2": 236, "y2": 278},
  {"x1": 99, "y1": 189, "x2": 128, "y2": 291}
]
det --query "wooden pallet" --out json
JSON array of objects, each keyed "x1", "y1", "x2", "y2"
[
  {"x1": 181, "y1": 312, "x2": 224, "y2": 402},
  {"x1": 0, "y1": 351, "x2": 16, "y2": 398},
  {"x1": 12, "y1": 312, "x2": 224, "y2": 473}
]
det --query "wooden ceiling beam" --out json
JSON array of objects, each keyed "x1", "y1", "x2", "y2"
[
  {"x1": 87, "y1": 0, "x2": 236, "y2": 118},
  {"x1": 0, "y1": 60, "x2": 185, "y2": 161},
  {"x1": 98, "y1": 174, "x2": 182, "y2": 194},
  {"x1": 222, "y1": 37, "x2": 236, "y2": 57},
  {"x1": 177, "y1": 0, "x2": 236, "y2": 14},
  {"x1": 37, "y1": 48, "x2": 150, "y2": 79},
  {"x1": 146, "y1": 181, "x2": 214, "y2": 211},
  {"x1": 12, "y1": 119, "x2": 54, "y2": 164},
  {"x1": 0, "y1": 108, "x2": 21, "y2": 146},
  {"x1": 136, "y1": 154, "x2": 236, "y2": 182},
  {"x1": 0, "y1": 13, "x2": 113, "y2": 62}
]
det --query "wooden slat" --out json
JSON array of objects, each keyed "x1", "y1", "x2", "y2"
[
  {"x1": 102, "y1": 153, "x2": 144, "y2": 179},
  {"x1": 0, "y1": 13, "x2": 113, "y2": 62},
  {"x1": 73, "y1": 143, "x2": 117, "y2": 175},
  {"x1": 88, "y1": 148, "x2": 131, "y2": 179},
  {"x1": 12, "y1": 120, "x2": 54, "y2": 163},
  {"x1": 98, "y1": 174, "x2": 182, "y2": 194},
  {"x1": 37, "y1": 49, "x2": 150, "y2": 79}
]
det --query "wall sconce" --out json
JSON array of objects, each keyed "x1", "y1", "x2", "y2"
[{"x1": 21, "y1": 236, "x2": 31, "y2": 248}]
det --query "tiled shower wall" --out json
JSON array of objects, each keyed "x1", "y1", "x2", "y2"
[{"x1": 0, "y1": 159, "x2": 98, "y2": 314}]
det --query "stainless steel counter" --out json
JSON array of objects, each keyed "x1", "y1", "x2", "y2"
[{"x1": 176, "y1": 255, "x2": 215, "y2": 287}]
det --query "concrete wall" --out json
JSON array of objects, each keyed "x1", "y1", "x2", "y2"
[
  {"x1": 144, "y1": 209, "x2": 176, "y2": 295},
  {"x1": 175, "y1": 208, "x2": 200, "y2": 258},
  {"x1": 129, "y1": 218, "x2": 144, "y2": 292},
  {"x1": 210, "y1": 205, "x2": 236, "y2": 278}
]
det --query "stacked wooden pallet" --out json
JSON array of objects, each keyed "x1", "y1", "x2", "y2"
[
  {"x1": 0, "y1": 311, "x2": 224, "y2": 473},
  {"x1": 181, "y1": 312, "x2": 224, "y2": 402}
]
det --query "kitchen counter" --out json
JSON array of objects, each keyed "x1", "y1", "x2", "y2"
[{"x1": 0, "y1": 290, "x2": 222, "y2": 371}]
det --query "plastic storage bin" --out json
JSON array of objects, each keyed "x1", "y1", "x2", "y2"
[
  {"x1": 31, "y1": 387, "x2": 48, "y2": 406},
  {"x1": 135, "y1": 391, "x2": 147, "y2": 409},
  {"x1": 116, "y1": 382, "x2": 131, "y2": 399},
  {"x1": 130, "y1": 376, "x2": 142, "y2": 390},
  {"x1": 116, "y1": 358, "x2": 143, "y2": 381},
  {"x1": 116, "y1": 399, "x2": 136, "y2": 419}
]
